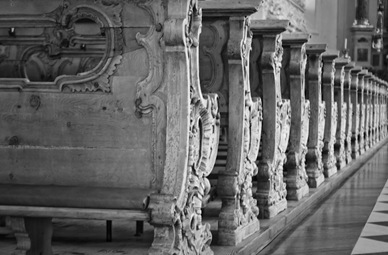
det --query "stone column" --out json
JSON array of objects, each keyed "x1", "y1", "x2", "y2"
[
  {"x1": 363, "y1": 72, "x2": 372, "y2": 151},
  {"x1": 333, "y1": 57, "x2": 350, "y2": 170},
  {"x1": 344, "y1": 63, "x2": 354, "y2": 164},
  {"x1": 358, "y1": 71, "x2": 367, "y2": 154},
  {"x1": 251, "y1": 20, "x2": 290, "y2": 219},
  {"x1": 322, "y1": 52, "x2": 339, "y2": 178},
  {"x1": 305, "y1": 44, "x2": 327, "y2": 188},
  {"x1": 281, "y1": 34, "x2": 310, "y2": 201},
  {"x1": 198, "y1": 3, "x2": 262, "y2": 245},
  {"x1": 350, "y1": 66, "x2": 363, "y2": 159}
]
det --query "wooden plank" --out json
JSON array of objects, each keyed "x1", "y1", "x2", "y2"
[
  {"x1": 0, "y1": 147, "x2": 154, "y2": 189},
  {"x1": 0, "y1": 205, "x2": 150, "y2": 221}
]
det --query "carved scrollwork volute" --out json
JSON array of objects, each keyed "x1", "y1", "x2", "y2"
[{"x1": 149, "y1": 1, "x2": 218, "y2": 254}]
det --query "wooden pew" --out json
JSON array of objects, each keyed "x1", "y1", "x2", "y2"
[
  {"x1": 281, "y1": 33, "x2": 310, "y2": 200},
  {"x1": 343, "y1": 62, "x2": 355, "y2": 164},
  {"x1": 321, "y1": 51, "x2": 339, "y2": 177},
  {"x1": 250, "y1": 20, "x2": 291, "y2": 218},
  {"x1": 305, "y1": 44, "x2": 327, "y2": 188},
  {"x1": 333, "y1": 57, "x2": 350, "y2": 169},
  {"x1": 358, "y1": 70, "x2": 368, "y2": 154},
  {"x1": 350, "y1": 66, "x2": 363, "y2": 159},
  {"x1": 0, "y1": 1, "x2": 220, "y2": 254},
  {"x1": 363, "y1": 72, "x2": 372, "y2": 151},
  {"x1": 199, "y1": 0, "x2": 262, "y2": 245}
]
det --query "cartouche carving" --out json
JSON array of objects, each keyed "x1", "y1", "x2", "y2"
[{"x1": 0, "y1": 0, "x2": 124, "y2": 92}]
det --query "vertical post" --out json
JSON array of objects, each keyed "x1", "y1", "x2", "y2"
[
  {"x1": 344, "y1": 62, "x2": 355, "y2": 164},
  {"x1": 198, "y1": 3, "x2": 262, "y2": 245},
  {"x1": 333, "y1": 57, "x2": 350, "y2": 170},
  {"x1": 350, "y1": 66, "x2": 362, "y2": 159},
  {"x1": 321, "y1": 52, "x2": 339, "y2": 178},
  {"x1": 281, "y1": 34, "x2": 310, "y2": 200},
  {"x1": 357, "y1": 71, "x2": 367, "y2": 154},
  {"x1": 305, "y1": 44, "x2": 327, "y2": 188},
  {"x1": 251, "y1": 20, "x2": 290, "y2": 219},
  {"x1": 363, "y1": 73, "x2": 372, "y2": 151}
]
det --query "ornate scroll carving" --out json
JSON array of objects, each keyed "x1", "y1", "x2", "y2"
[
  {"x1": 217, "y1": 15, "x2": 261, "y2": 246},
  {"x1": 305, "y1": 44, "x2": 326, "y2": 188},
  {"x1": 251, "y1": 20, "x2": 290, "y2": 219},
  {"x1": 0, "y1": 0, "x2": 123, "y2": 92},
  {"x1": 344, "y1": 63, "x2": 354, "y2": 164},
  {"x1": 322, "y1": 53, "x2": 338, "y2": 178},
  {"x1": 333, "y1": 57, "x2": 350, "y2": 170},
  {"x1": 371, "y1": 78, "x2": 377, "y2": 146},
  {"x1": 282, "y1": 34, "x2": 310, "y2": 201},
  {"x1": 149, "y1": 1, "x2": 219, "y2": 254}
]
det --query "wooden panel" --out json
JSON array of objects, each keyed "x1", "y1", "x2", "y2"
[
  {"x1": 0, "y1": 205, "x2": 150, "y2": 221},
  {"x1": 0, "y1": 147, "x2": 154, "y2": 189}
]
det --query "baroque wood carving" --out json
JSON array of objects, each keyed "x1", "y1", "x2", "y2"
[
  {"x1": 358, "y1": 71, "x2": 367, "y2": 154},
  {"x1": 216, "y1": 15, "x2": 261, "y2": 246},
  {"x1": 282, "y1": 34, "x2": 310, "y2": 201},
  {"x1": 344, "y1": 63, "x2": 354, "y2": 164},
  {"x1": 350, "y1": 66, "x2": 362, "y2": 159},
  {"x1": 0, "y1": 0, "x2": 123, "y2": 92},
  {"x1": 321, "y1": 53, "x2": 338, "y2": 178},
  {"x1": 333, "y1": 57, "x2": 350, "y2": 170},
  {"x1": 148, "y1": 1, "x2": 219, "y2": 254},
  {"x1": 251, "y1": 20, "x2": 290, "y2": 219},
  {"x1": 305, "y1": 44, "x2": 326, "y2": 188}
]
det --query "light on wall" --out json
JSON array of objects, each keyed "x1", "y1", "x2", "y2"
[{"x1": 372, "y1": 0, "x2": 384, "y2": 52}]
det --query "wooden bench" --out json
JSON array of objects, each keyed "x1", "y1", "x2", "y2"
[{"x1": 0, "y1": 0, "x2": 220, "y2": 254}]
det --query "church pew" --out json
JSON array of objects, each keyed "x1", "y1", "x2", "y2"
[
  {"x1": 357, "y1": 70, "x2": 368, "y2": 154},
  {"x1": 199, "y1": 0, "x2": 262, "y2": 245},
  {"x1": 250, "y1": 20, "x2": 291, "y2": 218},
  {"x1": 281, "y1": 33, "x2": 311, "y2": 200},
  {"x1": 0, "y1": 1, "x2": 220, "y2": 254},
  {"x1": 321, "y1": 51, "x2": 339, "y2": 177},
  {"x1": 350, "y1": 66, "x2": 363, "y2": 159},
  {"x1": 333, "y1": 57, "x2": 350, "y2": 170},
  {"x1": 343, "y1": 62, "x2": 355, "y2": 164},
  {"x1": 305, "y1": 44, "x2": 327, "y2": 188},
  {"x1": 363, "y1": 72, "x2": 373, "y2": 151}
]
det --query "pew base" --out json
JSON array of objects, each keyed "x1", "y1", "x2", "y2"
[
  {"x1": 307, "y1": 173, "x2": 325, "y2": 188},
  {"x1": 324, "y1": 165, "x2": 337, "y2": 178},
  {"x1": 258, "y1": 198, "x2": 287, "y2": 219},
  {"x1": 218, "y1": 218, "x2": 260, "y2": 246},
  {"x1": 286, "y1": 183, "x2": 309, "y2": 201}
]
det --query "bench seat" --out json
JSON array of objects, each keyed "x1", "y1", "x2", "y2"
[{"x1": 0, "y1": 184, "x2": 154, "y2": 210}]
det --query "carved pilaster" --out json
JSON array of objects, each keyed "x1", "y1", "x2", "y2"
[
  {"x1": 9, "y1": 217, "x2": 53, "y2": 255},
  {"x1": 333, "y1": 57, "x2": 350, "y2": 170},
  {"x1": 321, "y1": 52, "x2": 339, "y2": 178},
  {"x1": 251, "y1": 20, "x2": 290, "y2": 219},
  {"x1": 305, "y1": 44, "x2": 327, "y2": 188},
  {"x1": 199, "y1": 2, "x2": 263, "y2": 245},
  {"x1": 344, "y1": 63, "x2": 355, "y2": 164},
  {"x1": 358, "y1": 71, "x2": 368, "y2": 154},
  {"x1": 281, "y1": 34, "x2": 310, "y2": 201}
]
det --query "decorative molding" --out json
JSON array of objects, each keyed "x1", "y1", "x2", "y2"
[{"x1": 0, "y1": 0, "x2": 124, "y2": 92}]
